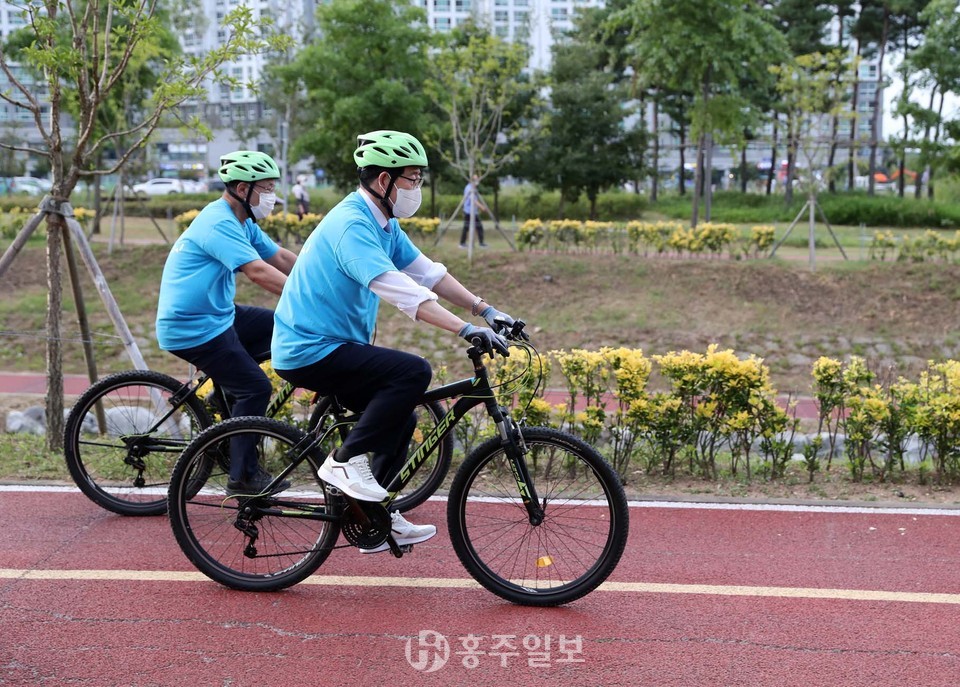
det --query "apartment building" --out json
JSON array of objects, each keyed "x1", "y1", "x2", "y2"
[{"x1": 0, "y1": 0, "x2": 881, "y2": 184}]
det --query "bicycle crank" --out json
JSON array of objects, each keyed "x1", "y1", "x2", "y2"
[{"x1": 340, "y1": 498, "x2": 392, "y2": 551}]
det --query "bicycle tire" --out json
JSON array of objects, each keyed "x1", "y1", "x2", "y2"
[
  {"x1": 447, "y1": 426, "x2": 629, "y2": 606},
  {"x1": 63, "y1": 370, "x2": 213, "y2": 516},
  {"x1": 167, "y1": 416, "x2": 341, "y2": 592},
  {"x1": 307, "y1": 397, "x2": 453, "y2": 512}
]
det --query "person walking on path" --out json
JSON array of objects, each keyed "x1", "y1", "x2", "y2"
[
  {"x1": 155, "y1": 150, "x2": 297, "y2": 495},
  {"x1": 459, "y1": 174, "x2": 488, "y2": 248},
  {"x1": 292, "y1": 175, "x2": 310, "y2": 220}
]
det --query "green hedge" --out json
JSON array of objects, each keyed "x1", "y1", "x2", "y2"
[
  {"x1": 5, "y1": 185, "x2": 957, "y2": 228},
  {"x1": 652, "y1": 191, "x2": 960, "y2": 229}
]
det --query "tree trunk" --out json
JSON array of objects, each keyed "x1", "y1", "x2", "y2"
[
  {"x1": 766, "y1": 116, "x2": 778, "y2": 196},
  {"x1": 897, "y1": 103, "x2": 907, "y2": 197},
  {"x1": 929, "y1": 90, "x2": 946, "y2": 200},
  {"x1": 740, "y1": 138, "x2": 748, "y2": 194},
  {"x1": 916, "y1": 89, "x2": 935, "y2": 199},
  {"x1": 45, "y1": 214, "x2": 65, "y2": 452},
  {"x1": 678, "y1": 125, "x2": 687, "y2": 196},
  {"x1": 847, "y1": 40, "x2": 863, "y2": 191},
  {"x1": 784, "y1": 113, "x2": 797, "y2": 205},
  {"x1": 691, "y1": 131, "x2": 704, "y2": 228},
  {"x1": 651, "y1": 96, "x2": 659, "y2": 202},
  {"x1": 704, "y1": 132, "x2": 713, "y2": 222},
  {"x1": 867, "y1": 8, "x2": 891, "y2": 196}
]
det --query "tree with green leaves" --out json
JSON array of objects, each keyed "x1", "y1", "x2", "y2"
[
  {"x1": 902, "y1": 0, "x2": 959, "y2": 199},
  {"x1": 0, "y1": 0, "x2": 276, "y2": 450},
  {"x1": 769, "y1": 0, "x2": 834, "y2": 203},
  {"x1": 521, "y1": 38, "x2": 644, "y2": 220},
  {"x1": 769, "y1": 50, "x2": 854, "y2": 270},
  {"x1": 287, "y1": 0, "x2": 432, "y2": 191},
  {"x1": 424, "y1": 21, "x2": 532, "y2": 259},
  {"x1": 613, "y1": 0, "x2": 788, "y2": 226}
]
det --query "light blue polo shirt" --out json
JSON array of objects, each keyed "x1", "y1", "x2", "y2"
[
  {"x1": 156, "y1": 198, "x2": 279, "y2": 351},
  {"x1": 271, "y1": 191, "x2": 421, "y2": 370}
]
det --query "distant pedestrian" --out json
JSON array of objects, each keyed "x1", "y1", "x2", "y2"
[
  {"x1": 292, "y1": 175, "x2": 310, "y2": 220},
  {"x1": 459, "y1": 175, "x2": 488, "y2": 248}
]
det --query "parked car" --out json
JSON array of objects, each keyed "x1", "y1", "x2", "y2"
[
  {"x1": 132, "y1": 178, "x2": 185, "y2": 196},
  {"x1": 204, "y1": 177, "x2": 226, "y2": 192},
  {"x1": 9, "y1": 176, "x2": 49, "y2": 195},
  {"x1": 180, "y1": 179, "x2": 207, "y2": 193}
]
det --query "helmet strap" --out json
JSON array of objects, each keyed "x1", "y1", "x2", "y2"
[
  {"x1": 226, "y1": 182, "x2": 257, "y2": 222},
  {"x1": 360, "y1": 171, "x2": 399, "y2": 219}
]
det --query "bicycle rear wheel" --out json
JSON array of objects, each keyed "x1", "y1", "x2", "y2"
[
  {"x1": 63, "y1": 370, "x2": 212, "y2": 516},
  {"x1": 447, "y1": 427, "x2": 629, "y2": 606},
  {"x1": 168, "y1": 416, "x2": 341, "y2": 592},
  {"x1": 308, "y1": 397, "x2": 453, "y2": 512}
]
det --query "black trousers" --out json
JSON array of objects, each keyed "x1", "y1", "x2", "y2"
[
  {"x1": 459, "y1": 213, "x2": 484, "y2": 245},
  {"x1": 169, "y1": 305, "x2": 274, "y2": 482},
  {"x1": 276, "y1": 343, "x2": 432, "y2": 485}
]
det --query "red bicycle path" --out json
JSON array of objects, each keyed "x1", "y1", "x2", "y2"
[{"x1": 2, "y1": 490, "x2": 959, "y2": 686}]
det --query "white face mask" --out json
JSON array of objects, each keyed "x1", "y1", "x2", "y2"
[
  {"x1": 251, "y1": 191, "x2": 277, "y2": 220},
  {"x1": 391, "y1": 186, "x2": 421, "y2": 218}
]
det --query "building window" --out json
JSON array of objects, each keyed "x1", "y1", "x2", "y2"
[
  {"x1": 435, "y1": 0, "x2": 450, "y2": 10},
  {"x1": 495, "y1": 10, "x2": 508, "y2": 22},
  {"x1": 435, "y1": 16, "x2": 451, "y2": 31}
]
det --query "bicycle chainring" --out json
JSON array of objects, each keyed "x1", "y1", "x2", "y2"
[{"x1": 340, "y1": 500, "x2": 391, "y2": 549}]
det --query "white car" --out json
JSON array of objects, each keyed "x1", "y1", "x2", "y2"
[
  {"x1": 11, "y1": 176, "x2": 49, "y2": 195},
  {"x1": 132, "y1": 178, "x2": 185, "y2": 196}
]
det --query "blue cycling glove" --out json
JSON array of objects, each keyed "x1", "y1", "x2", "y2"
[
  {"x1": 480, "y1": 306, "x2": 528, "y2": 340},
  {"x1": 458, "y1": 323, "x2": 509, "y2": 357}
]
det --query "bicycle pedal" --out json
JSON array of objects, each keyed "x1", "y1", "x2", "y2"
[{"x1": 389, "y1": 543, "x2": 413, "y2": 558}]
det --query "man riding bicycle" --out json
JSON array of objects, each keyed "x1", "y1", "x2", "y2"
[
  {"x1": 156, "y1": 151, "x2": 297, "y2": 494},
  {"x1": 271, "y1": 130, "x2": 523, "y2": 553}
]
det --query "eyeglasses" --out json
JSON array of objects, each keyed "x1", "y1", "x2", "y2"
[
  {"x1": 398, "y1": 174, "x2": 425, "y2": 190},
  {"x1": 253, "y1": 183, "x2": 276, "y2": 194}
]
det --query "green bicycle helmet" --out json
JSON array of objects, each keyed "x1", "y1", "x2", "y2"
[
  {"x1": 354, "y1": 130, "x2": 428, "y2": 169},
  {"x1": 218, "y1": 150, "x2": 281, "y2": 184}
]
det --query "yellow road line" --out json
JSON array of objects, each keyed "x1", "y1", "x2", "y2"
[{"x1": 1, "y1": 568, "x2": 959, "y2": 605}]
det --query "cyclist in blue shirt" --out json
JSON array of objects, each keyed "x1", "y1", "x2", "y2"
[
  {"x1": 272, "y1": 130, "x2": 522, "y2": 553},
  {"x1": 156, "y1": 151, "x2": 298, "y2": 494}
]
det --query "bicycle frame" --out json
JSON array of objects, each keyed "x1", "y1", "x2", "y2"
[
  {"x1": 168, "y1": 374, "x2": 298, "y2": 423},
  {"x1": 277, "y1": 345, "x2": 544, "y2": 525}
]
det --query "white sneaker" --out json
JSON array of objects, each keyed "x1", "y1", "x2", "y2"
[
  {"x1": 361, "y1": 511, "x2": 437, "y2": 554},
  {"x1": 317, "y1": 452, "x2": 388, "y2": 502}
]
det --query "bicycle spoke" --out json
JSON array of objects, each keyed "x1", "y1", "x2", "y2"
[{"x1": 449, "y1": 427, "x2": 628, "y2": 606}]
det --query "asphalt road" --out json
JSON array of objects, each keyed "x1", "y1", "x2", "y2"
[{"x1": 2, "y1": 488, "x2": 959, "y2": 686}]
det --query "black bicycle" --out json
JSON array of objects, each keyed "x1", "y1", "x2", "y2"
[
  {"x1": 166, "y1": 322, "x2": 629, "y2": 606},
  {"x1": 63, "y1": 363, "x2": 451, "y2": 517}
]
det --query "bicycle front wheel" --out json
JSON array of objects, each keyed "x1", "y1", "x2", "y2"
[
  {"x1": 308, "y1": 397, "x2": 453, "y2": 512},
  {"x1": 447, "y1": 427, "x2": 629, "y2": 606},
  {"x1": 168, "y1": 416, "x2": 341, "y2": 592},
  {"x1": 63, "y1": 370, "x2": 213, "y2": 516}
]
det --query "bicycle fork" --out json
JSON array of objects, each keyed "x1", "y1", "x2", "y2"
[{"x1": 491, "y1": 405, "x2": 544, "y2": 526}]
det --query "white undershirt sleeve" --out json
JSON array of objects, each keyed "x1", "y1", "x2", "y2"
[
  {"x1": 369, "y1": 270, "x2": 438, "y2": 320},
  {"x1": 400, "y1": 254, "x2": 448, "y2": 289}
]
